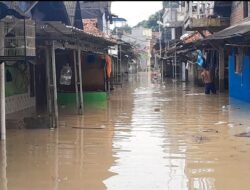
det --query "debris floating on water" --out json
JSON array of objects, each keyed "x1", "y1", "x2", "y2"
[
  {"x1": 154, "y1": 108, "x2": 160, "y2": 112},
  {"x1": 215, "y1": 121, "x2": 227, "y2": 125},
  {"x1": 235, "y1": 132, "x2": 250, "y2": 138}
]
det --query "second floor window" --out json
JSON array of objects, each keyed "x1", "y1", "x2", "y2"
[{"x1": 243, "y1": 1, "x2": 248, "y2": 18}]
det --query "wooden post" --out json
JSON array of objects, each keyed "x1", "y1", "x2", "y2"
[
  {"x1": 219, "y1": 47, "x2": 225, "y2": 92},
  {"x1": 120, "y1": 44, "x2": 122, "y2": 86},
  {"x1": 45, "y1": 47, "x2": 53, "y2": 128},
  {"x1": 77, "y1": 46, "x2": 84, "y2": 115},
  {"x1": 45, "y1": 48, "x2": 53, "y2": 128},
  {"x1": 73, "y1": 50, "x2": 79, "y2": 113},
  {"x1": 0, "y1": 22, "x2": 6, "y2": 140},
  {"x1": 51, "y1": 41, "x2": 59, "y2": 128}
]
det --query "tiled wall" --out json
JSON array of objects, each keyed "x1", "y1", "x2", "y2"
[
  {"x1": 6, "y1": 93, "x2": 35, "y2": 114},
  {"x1": 230, "y1": 1, "x2": 250, "y2": 26}
]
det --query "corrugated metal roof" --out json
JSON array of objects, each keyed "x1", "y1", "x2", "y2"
[
  {"x1": 63, "y1": 1, "x2": 77, "y2": 26},
  {"x1": 36, "y1": 21, "x2": 116, "y2": 45}
]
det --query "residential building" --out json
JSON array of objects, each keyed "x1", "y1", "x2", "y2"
[
  {"x1": 179, "y1": 1, "x2": 250, "y2": 103},
  {"x1": 79, "y1": 1, "x2": 113, "y2": 35},
  {"x1": 0, "y1": 1, "x2": 117, "y2": 139},
  {"x1": 111, "y1": 17, "x2": 127, "y2": 29},
  {"x1": 223, "y1": 1, "x2": 250, "y2": 102},
  {"x1": 181, "y1": 1, "x2": 231, "y2": 90},
  {"x1": 161, "y1": 1, "x2": 187, "y2": 80},
  {"x1": 121, "y1": 26, "x2": 152, "y2": 71}
]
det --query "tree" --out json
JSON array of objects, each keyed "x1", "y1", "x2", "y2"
[{"x1": 134, "y1": 9, "x2": 164, "y2": 32}]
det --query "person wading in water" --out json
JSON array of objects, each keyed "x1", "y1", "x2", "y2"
[{"x1": 201, "y1": 67, "x2": 216, "y2": 94}]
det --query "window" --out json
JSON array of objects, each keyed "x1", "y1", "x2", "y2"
[
  {"x1": 234, "y1": 48, "x2": 243, "y2": 74},
  {"x1": 192, "y1": 5, "x2": 197, "y2": 13},
  {"x1": 243, "y1": 1, "x2": 248, "y2": 18}
]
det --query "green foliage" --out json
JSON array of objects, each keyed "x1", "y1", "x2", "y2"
[{"x1": 134, "y1": 9, "x2": 164, "y2": 32}]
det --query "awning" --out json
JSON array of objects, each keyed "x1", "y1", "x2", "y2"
[
  {"x1": 36, "y1": 21, "x2": 117, "y2": 46},
  {"x1": 205, "y1": 20, "x2": 250, "y2": 40},
  {"x1": 0, "y1": 2, "x2": 28, "y2": 19}
]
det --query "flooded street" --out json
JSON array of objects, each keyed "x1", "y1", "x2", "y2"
[{"x1": 1, "y1": 72, "x2": 250, "y2": 190}]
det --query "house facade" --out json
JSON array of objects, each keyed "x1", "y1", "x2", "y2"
[
  {"x1": 227, "y1": 1, "x2": 250, "y2": 102},
  {"x1": 176, "y1": 1, "x2": 250, "y2": 102},
  {"x1": 0, "y1": 1, "x2": 117, "y2": 140},
  {"x1": 121, "y1": 26, "x2": 152, "y2": 71},
  {"x1": 79, "y1": 1, "x2": 113, "y2": 36}
]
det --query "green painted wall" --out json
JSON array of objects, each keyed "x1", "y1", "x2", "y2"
[
  {"x1": 5, "y1": 64, "x2": 29, "y2": 97},
  {"x1": 58, "y1": 92, "x2": 107, "y2": 106}
]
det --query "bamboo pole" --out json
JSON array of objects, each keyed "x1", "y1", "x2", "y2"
[{"x1": 45, "y1": 47, "x2": 53, "y2": 128}]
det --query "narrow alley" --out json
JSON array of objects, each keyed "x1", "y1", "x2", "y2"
[
  {"x1": 1, "y1": 1, "x2": 250, "y2": 190},
  {"x1": 1, "y1": 72, "x2": 250, "y2": 190}
]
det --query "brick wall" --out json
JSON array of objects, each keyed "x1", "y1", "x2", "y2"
[
  {"x1": 230, "y1": 1, "x2": 243, "y2": 25},
  {"x1": 230, "y1": 1, "x2": 250, "y2": 25}
]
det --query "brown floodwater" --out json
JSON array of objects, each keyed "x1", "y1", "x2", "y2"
[{"x1": 1, "y1": 72, "x2": 250, "y2": 190}]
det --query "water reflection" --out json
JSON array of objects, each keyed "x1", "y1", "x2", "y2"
[
  {"x1": 104, "y1": 75, "x2": 188, "y2": 190},
  {"x1": 228, "y1": 98, "x2": 250, "y2": 135},
  {"x1": 1, "y1": 72, "x2": 250, "y2": 190},
  {"x1": 0, "y1": 141, "x2": 7, "y2": 190}
]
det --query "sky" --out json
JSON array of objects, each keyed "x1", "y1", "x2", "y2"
[{"x1": 111, "y1": 1, "x2": 163, "y2": 27}]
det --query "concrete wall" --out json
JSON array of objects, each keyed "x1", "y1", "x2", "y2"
[
  {"x1": 122, "y1": 27, "x2": 152, "y2": 70},
  {"x1": 229, "y1": 49, "x2": 250, "y2": 103}
]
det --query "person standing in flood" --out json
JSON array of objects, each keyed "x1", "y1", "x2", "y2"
[{"x1": 201, "y1": 67, "x2": 216, "y2": 94}]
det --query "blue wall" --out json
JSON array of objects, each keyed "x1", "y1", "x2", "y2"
[{"x1": 229, "y1": 49, "x2": 250, "y2": 102}]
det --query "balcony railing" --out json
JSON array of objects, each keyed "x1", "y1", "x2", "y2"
[{"x1": 184, "y1": 16, "x2": 230, "y2": 32}]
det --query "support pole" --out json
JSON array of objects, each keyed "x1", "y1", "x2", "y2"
[
  {"x1": 172, "y1": 59, "x2": 174, "y2": 79},
  {"x1": 154, "y1": 54, "x2": 157, "y2": 68},
  {"x1": 77, "y1": 46, "x2": 84, "y2": 115},
  {"x1": 161, "y1": 60, "x2": 163, "y2": 83},
  {"x1": 120, "y1": 44, "x2": 122, "y2": 86},
  {"x1": 158, "y1": 22, "x2": 164, "y2": 83},
  {"x1": 1, "y1": 141, "x2": 7, "y2": 190},
  {"x1": 219, "y1": 47, "x2": 225, "y2": 92},
  {"x1": 45, "y1": 47, "x2": 53, "y2": 128},
  {"x1": 0, "y1": 62, "x2": 5, "y2": 140},
  {"x1": 0, "y1": 22, "x2": 6, "y2": 140},
  {"x1": 175, "y1": 43, "x2": 177, "y2": 80},
  {"x1": 51, "y1": 41, "x2": 59, "y2": 128},
  {"x1": 73, "y1": 50, "x2": 79, "y2": 112}
]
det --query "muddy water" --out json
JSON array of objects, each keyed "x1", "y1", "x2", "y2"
[{"x1": 1, "y1": 72, "x2": 250, "y2": 190}]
